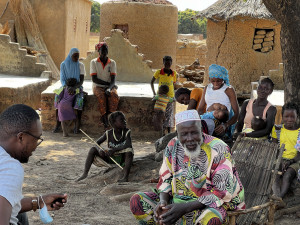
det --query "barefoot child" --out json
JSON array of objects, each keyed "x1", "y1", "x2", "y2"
[
  {"x1": 272, "y1": 102, "x2": 300, "y2": 199},
  {"x1": 77, "y1": 111, "x2": 133, "y2": 182},
  {"x1": 150, "y1": 56, "x2": 177, "y2": 134},
  {"x1": 152, "y1": 85, "x2": 173, "y2": 133}
]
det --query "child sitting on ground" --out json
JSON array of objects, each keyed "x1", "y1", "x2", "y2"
[
  {"x1": 152, "y1": 85, "x2": 173, "y2": 133},
  {"x1": 77, "y1": 111, "x2": 133, "y2": 182},
  {"x1": 272, "y1": 102, "x2": 300, "y2": 199}
]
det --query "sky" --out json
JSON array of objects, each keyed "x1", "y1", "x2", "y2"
[{"x1": 94, "y1": 0, "x2": 218, "y2": 11}]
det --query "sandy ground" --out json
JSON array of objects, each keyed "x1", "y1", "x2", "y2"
[{"x1": 21, "y1": 130, "x2": 300, "y2": 225}]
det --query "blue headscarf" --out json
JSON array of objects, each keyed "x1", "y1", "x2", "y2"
[
  {"x1": 208, "y1": 64, "x2": 230, "y2": 86},
  {"x1": 60, "y1": 48, "x2": 80, "y2": 86}
]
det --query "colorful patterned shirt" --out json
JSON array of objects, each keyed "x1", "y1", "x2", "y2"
[
  {"x1": 154, "y1": 94, "x2": 173, "y2": 112},
  {"x1": 157, "y1": 134, "x2": 245, "y2": 210}
]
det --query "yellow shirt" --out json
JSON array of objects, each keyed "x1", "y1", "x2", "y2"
[
  {"x1": 153, "y1": 69, "x2": 177, "y2": 98},
  {"x1": 271, "y1": 125, "x2": 300, "y2": 159}
]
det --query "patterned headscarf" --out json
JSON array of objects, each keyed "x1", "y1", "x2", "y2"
[
  {"x1": 208, "y1": 64, "x2": 230, "y2": 86},
  {"x1": 95, "y1": 42, "x2": 108, "y2": 51},
  {"x1": 60, "y1": 48, "x2": 80, "y2": 86},
  {"x1": 175, "y1": 110, "x2": 201, "y2": 126}
]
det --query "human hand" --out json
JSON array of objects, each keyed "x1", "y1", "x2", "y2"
[
  {"x1": 67, "y1": 86, "x2": 75, "y2": 95},
  {"x1": 40, "y1": 193, "x2": 67, "y2": 211},
  {"x1": 106, "y1": 149, "x2": 116, "y2": 157},
  {"x1": 214, "y1": 124, "x2": 226, "y2": 135},
  {"x1": 154, "y1": 200, "x2": 168, "y2": 224},
  {"x1": 105, "y1": 88, "x2": 111, "y2": 96},
  {"x1": 282, "y1": 160, "x2": 292, "y2": 172},
  {"x1": 159, "y1": 203, "x2": 187, "y2": 225}
]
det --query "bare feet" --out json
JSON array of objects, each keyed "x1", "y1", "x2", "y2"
[
  {"x1": 77, "y1": 173, "x2": 88, "y2": 181},
  {"x1": 63, "y1": 133, "x2": 69, "y2": 137}
]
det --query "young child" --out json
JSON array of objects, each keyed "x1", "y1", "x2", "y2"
[
  {"x1": 54, "y1": 78, "x2": 79, "y2": 137},
  {"x1": 77, "y1": 111, "x2": 133, "y2": 182},
  {"x1": 243, "y1": 116, "x2": 267, "y2": 135},
  {"x1": 272, "y1": 102, "x2": 300, "y2": 199},
  {"x1": 150, "y1": 56, "x2": 177, "y2": 134},
  {"x1": 200, "y1": 109, "x2": 229, "y2": 123},
  {"x1": 152, "y1": 85, "x2": 173, "y2": 133}
]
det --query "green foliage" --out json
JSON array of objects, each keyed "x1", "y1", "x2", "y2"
[
  {"x1": 178, "y1": 9, "x2": 207, "y2": 38},
  {"x1": 90, "y1": 0, "x2": 100, "y2": 33}
]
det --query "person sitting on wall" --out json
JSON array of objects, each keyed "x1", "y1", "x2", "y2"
[
  {"x1": 53, "y1": 47, "x2": 85, "y2": 134},
  {"x1": 90, "y1": 42, "x2": 119, "y2": 129},
  {"x1": 130, "y1": 110, "x2": 245, "y2": 225},
  {"x1": 0, "y1": 104, "x2": 67, "y2": 225},
  {"x1": 234, "y1": 78, "x2": 277, "y2": 139}
]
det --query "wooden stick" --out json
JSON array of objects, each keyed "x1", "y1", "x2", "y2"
[{"x1": 79, "y1": 129, "x2": 123, "y2": 170}]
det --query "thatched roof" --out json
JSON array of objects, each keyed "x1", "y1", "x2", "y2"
[
  {"x1": 108, "y1": 0, "x2": 173, "y2": 5},
  {"x1": 193, "y1": 0, "x2": 274, "y2": 21}
]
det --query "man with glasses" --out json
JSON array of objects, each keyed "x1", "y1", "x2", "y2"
[{"x1": 0, "y1": 104, "x2": 68, "y2": 225}]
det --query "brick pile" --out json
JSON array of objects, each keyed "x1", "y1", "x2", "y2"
[{"x1": 253, "y1": 29, "x2": 274, "y2": 53}]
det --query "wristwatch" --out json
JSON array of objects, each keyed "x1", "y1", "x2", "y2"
[{"x1": 32, "y1": 197, "x2": 38, "y2": 212}]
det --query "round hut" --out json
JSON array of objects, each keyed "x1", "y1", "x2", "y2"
[
  {"x1": 194, "y1": 0, "x2": 282, "y2": 97},
  {"x1": 100, "y1": 0, "x2": 178, "y2": 69}
]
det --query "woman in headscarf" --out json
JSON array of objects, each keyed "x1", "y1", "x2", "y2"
[
  {"x1": 197, "y1": 64, "x2": 239, "y2": 137},
  {"x1": 53, "y1": 48, "x2": 85, "y2": 136}
]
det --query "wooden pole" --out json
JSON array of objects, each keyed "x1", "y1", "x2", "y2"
[{"x1": 79, "y1": 129, "x2": 123, "y2": 170}]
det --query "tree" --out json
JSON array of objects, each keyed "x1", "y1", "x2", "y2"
[
  {"x1": 178, "y1": 9, "x2": 207, "y2": 37},
  {"x1": 262, "y1": 0, "x2": 300, "y2": 106},
  {"x1": 90, "y1": 0, "x2": 100, "y2": 33}
]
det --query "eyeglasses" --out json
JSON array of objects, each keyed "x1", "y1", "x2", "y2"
[{"x1": 21, "y1": 131, "x2": 44, "y2": 146}]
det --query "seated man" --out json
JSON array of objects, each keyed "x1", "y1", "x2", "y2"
[
  {"x1": 130, "y1": 110, "x2": 245, "y2": 225},
  {"x1": 91, "y1": 42, "x2": 119, "y2": 128},
  {"x1": 0, "y1": 104, "x2": 67, "y2": 225}
]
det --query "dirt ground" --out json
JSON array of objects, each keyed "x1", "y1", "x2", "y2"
[{"x1": 22, "y1": 130, "x2": 300, "y2": 225}]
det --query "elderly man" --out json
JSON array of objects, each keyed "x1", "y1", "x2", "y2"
[
  {"x1": 130, "y1": 110, "x2": 245, "y2": 225},
  {"x1": 0, "y1": 104, "x2": 67, "y2": 225}
]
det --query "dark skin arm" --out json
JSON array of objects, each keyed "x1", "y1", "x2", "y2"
[
  {"x1": 160, "y1": 200, "x2": 205, "y2": 225},
  {"x1": 20, "y1": 194, "x2": 67, "y2": 213},
  {"x1": 106, "y1": 131, "x2": 132, "y2": 157},
  {"x1": 105, "y1": 75, "x2": 116, "y2": 96},
  {"x1": 153, "y1": 192, "x2": 170, "y2": 223},
  {"x1": 187, "y1": 99, "x2": 197, "y2": 110},
  {"x1": 214, "y1": 87, "x2": 239, "y2": 135},
  {"x1": 197, "y1": 86, "x2": 207, "y2": 114},
  {"x1": 91, "y1": 75, "x2": 111, "y2": 86},
  {"x1": 235, "y1": 100, "x2": 249, "y2": 133},
  {"x1": 0, "y1": 196, "x2": 11, "y2": 225},
  {"x1": 150, "y1": 77, "x2": 156, "y2": 96},
  {"x1": 245, "y1": 106, "x2": 277, "y2": 138}
]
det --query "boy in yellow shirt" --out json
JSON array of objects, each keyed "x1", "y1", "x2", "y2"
[{"x1": 272, "y1": 102, "x2": 300, "y2": 199}]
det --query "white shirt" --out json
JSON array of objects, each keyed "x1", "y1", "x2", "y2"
[
  {"x1": 90, "y1": 57, "x2": 117, "y2": 88},
  {"x1": 205, "y1": 83, "x2": 231, "y2": 111},
  {"x1": 0, "y1": 146, "x2": 24, "y2": 225}
]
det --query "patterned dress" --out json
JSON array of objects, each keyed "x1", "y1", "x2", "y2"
[{"x1": 130, "y1": 134, "x2": 245, "y2": 225}]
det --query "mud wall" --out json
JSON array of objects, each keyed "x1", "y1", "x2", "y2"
[
  {"x1": 204, "y1": 17, "x2": 282, "y2": 96},
  {"x1": 176, "y1": 40, "x2": 207, "y2": 66},
  {"x1": 100, "y1": 2, "x2": 178, "y2": 69}
]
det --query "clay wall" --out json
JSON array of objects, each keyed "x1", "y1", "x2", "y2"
[
  {"x1": 176, "y1": 40, "x2": 207, "y2": 66},
  {"x1": 100, "y1": 2, "x2": 178, "y2": 69},
  {"x1": 0, "y1": 34, "x2": 46, "y2": 76},
  {"x1": 204, "y1": 17, "x2": 282, "y2": 96}
]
